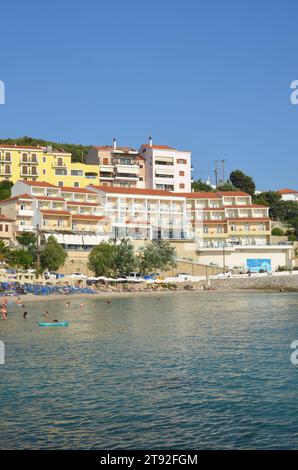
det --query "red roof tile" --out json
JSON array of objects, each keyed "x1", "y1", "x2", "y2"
[
  {"x1": 89, "y1": 185, "x2": 183, "y2": 197},
  {"x1": 0, "y1": 214, "x2": 15, "y2": 222},
  {"x1": 0, "y1": 193, "x2": 33, "y2": 203},
  {"x1": 72, "y1": 214, "x2": 106, "y2": 220},
  {"x1": 41, "y1": 210, "x2": 71, "y2": 216},
  {"x1": 21, "y1": 180, "x2": 57, "y2": 188},
  {"x1": 278, "y1": 188, "x2": 298, "y2": 194},
  {"x1": 60, "y1": 186, "x2": 95, "y2": 194}
]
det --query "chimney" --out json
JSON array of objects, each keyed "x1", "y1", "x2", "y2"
[
  {"x1": 149, "y1": 136, "x2": 152, "y2": 147},
  {"x1": 113, "y1": 138, "x2": 117, "y2": 150}
]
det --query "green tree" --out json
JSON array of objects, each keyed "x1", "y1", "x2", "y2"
[
  {"x1": 113, "y1": 239, "x2": 138, "y2": 276},
  {"x1": 139, "y1": 240, "x2": 177, "y2": 274},
  {"x1": 0, "y1": 180, "x2": 13, "y2": 201},
  {"x1": 0, "y1": 240, "x2": 10, "y2": 266},
  {"x1": 0, "y1": 137, "x2": 91, "y2": 163},
  {"x1": 88, "y1": 241, "x2": 117, "y2": 277},
  {"x1": 40, "y1": 236, "x2": 67, "y2": 272},
  {"x1": 16, "y1": 232, "x2": 37, "y2": 248},
  {"x1": 217, "y1": 181, "x2": 238, "y2": 192},
  {"x1": 8, "y1": 249, "x2": 33, "y2": 270},
  {"x1": 230, "y1": 170, "x2": 256, "y2": 195},
  {"x1": 192, "y1": 178, "x2": 214, "y2": 192},
  {"x1": 271, "y1": 227, "x2": 284, "y2": 236}
]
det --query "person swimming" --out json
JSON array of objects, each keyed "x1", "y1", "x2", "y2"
[
  {"x1": 65, "y1": 301, "x2": 71, "y2": 307},
  {"x1": 105, "y1": 300, "x2": 112, "y2": 305},
  {"x1": 23, "y1": 311, "x2": 28, "y2": 319},
  {"x1": 43, "y1": 310, "x2": 49, "y2": 318}
]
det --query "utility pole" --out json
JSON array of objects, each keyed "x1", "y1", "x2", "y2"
[
  {"x1": 36, "y1": 224, "x2": 40, "y2": 272},
  {"x1": 221, "y1": 159, "x2": 226, "y2": 182},
  {"x1": 214, "y1": 160, "x2": 218, "y2": 187}
]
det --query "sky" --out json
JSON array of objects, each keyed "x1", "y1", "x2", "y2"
[{"x1": 0, "y1": 0, "x2": 298, "y2": 190}]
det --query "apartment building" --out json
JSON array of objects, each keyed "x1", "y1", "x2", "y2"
[
  {"x1": 85, "y1": 140, "x2": 145, "y2": 188},
  {"x1": 183, "y1": 191, "x2": 271, "y2": 248},
  {"x1": 0, "y1": 144, "x2": 99, "y2": 187},
  {"x1": 0, "y1": 214, "x2": 15, "y2": 245},
  {"x1": 87, "y1": 185, "x2": 193, "y2": 241},
  {"x1": 278, "y1": 188, "x2": 298, "y2": 202},
  {"x1": 0, "y1": 180, "x2": 110, "y2": 249},
  {"x1": 139, "y1": 138, "x2": 192, "y2": 192}
]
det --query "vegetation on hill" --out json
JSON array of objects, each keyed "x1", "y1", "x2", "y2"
[{"x1": 0, "y1": 136, "x2": 91, "y2": 163}]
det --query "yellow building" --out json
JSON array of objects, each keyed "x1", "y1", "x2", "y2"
[{"x1": 0, "y1": 144, "x2": 99, "y2": 187}]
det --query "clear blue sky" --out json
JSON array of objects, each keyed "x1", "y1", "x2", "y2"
[{"x1": 1, "y1": 0, "x2": 297, "y2": 190}]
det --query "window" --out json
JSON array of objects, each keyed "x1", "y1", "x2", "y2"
[
  {"x1": 5, "y1": 152, "x2": 11, "y2": 160},
  {"x1": 43, "y1": 157, "x2": 46, "y2": 163},
  {"x1": 0, "y1": 224, "x2": 2, "y2": 231},
  {"x1": 230, "y1": 224, "x2": 237, "y2": 232},
  {"x1": 179, "y1": 171, "x2": 185, "y2": 176},
  {"x1": 217, "y1": 225, "x2": 224, "y2": 234},
  {"x1": 177, "y1": 159, "x2": 187, "y2": 164},
  {"x1": 58, "y1": 181, "x2": 64, "y2": 187},
  {"x1": 31, "y1": 166, "x2": 38, "y2": 175},
  {"x1": 71, "y1": 170, "x2": 83, "y2": 176},
  {"x1": 244, "y1": 224, "x2": 250, "y2": 232},
  {"x1": 103, "y1": 158, "x2": 109, "y2": 165},
  {"x1": 22, "y1": 153, "x2": 28, "y2": 162},
  {"x1": 179, "y1": 183, "x2": 185, "y2": 189},
  {"x1": 74, "y1": 182, "x2": 79, "y2": 187},
  {"x1": 5, "y1": 225, "x2": 8, "y2": 232},
  {"x1": 32, "y1": 153, "x2": 37, "y2": 162},
  {"x1": 55, "y1": 169, "x2": 67, "y2": 176},
  {"x1": 43, "y1": 170, "x2": 46, "y2": 175},
  {"x1": 22, "y1": 166, "x2": 28, "y2": 174},
  {"x1": 43, "y1": 220, "x2": 48, "y2": 226},
  {"x1": 57, "y1": 158, "x2": 63, "y2": 166},
  {"x1": 5, "y1": 165, "x2": 10, "y2": 174},
  {"x1": 203, "y1": 225, "x2": 208, "y2": 234}
]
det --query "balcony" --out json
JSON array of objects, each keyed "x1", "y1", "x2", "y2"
[
  {"x1": 18, "y1": 224, "x2": 35, "y2": 232},
  {"x1": 115, "y1": 174, "x2": 139, "y2": 180},
  {"x1": 116, "y1": 164, "x2": 139, "y2": 175},
  {"x1": 0, "y1": 156, "x2": 12, "y2": 162},
  {"x1": 18, "y1": 209, "x2": 34, "y2": 217},
  {"x1": 20, "y1": 169, "x2": 39, "y2": 177},
  {"x1": 20, "y1": 159, "x2": 38, "y2": 164},
  {"x1": 52, "y1": 161, "x2": 67, "y2": 168}
]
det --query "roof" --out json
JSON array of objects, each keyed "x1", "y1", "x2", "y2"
[
  {"x1": 60, "y1": 186, "x2": 95, "y2": 194},
  {"x1": 0, "y1": 144, "x2": 44, "y2": 150},
  {"x1": 88, "y1": 185, "x2": 183, "y2": 197},
  {"x1": 72, "y1": 214, "x2": 106, "y2": 221},
  {"x1": 0, "y1": 193, "x2": 34, "y2": 203},
  {"x1": 0, "y1": 214, "x2": 15, "y2": 222},
  {"x1": 180, "y1": 192, "x2": 221, "y2": 199},
  {"x1": 67, "y1": 201, "x2": 98, "y2": 206},
  {"x1": 21, "y1": 180, "x2": 57, "y2": 188},
  {"x1": 41, "y1": 209, "x2": 71, "y2": 216},
  {"x1": 181, "y1": 191, "x2": 250, "y2": 199},
  {"x1": 218, "y1": 191, "x2": 250, "y2": 197},
  {"x1": 278, "y1": 188, "x2": 298, "y2": 194},
  {"x1": 93, "y1": 145, "x2": 137, "y2": 152},
  {"x1": 36, "y1": 196, "x2": 64, "y2": 202},
  {"x1": 141, "y1": 144, "x2": 176, "y2": 150}
]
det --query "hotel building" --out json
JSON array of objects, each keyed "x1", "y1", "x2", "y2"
[
  {"x1": 139, "y1": 138, "x2": 192, "y2": 193},
  {"x1": 0, "y1": 144, "x2": 99, "y2": 187},
  {"x1": 85, "y1": 140, "x2": 145, "y2": 189}
]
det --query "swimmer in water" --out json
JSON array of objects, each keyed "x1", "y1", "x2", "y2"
[
  {"x1": 17, "y1": 297, "x2": 22, "y2": 307},
  {"x1": 80, "y1": 303, "x2": 84, "y2": 308},
  {"x1": 65, "y1": 301, "x2": 71, "y2": 307},
  {"x1": 23, "y1": 311, "x2": 28, "y2": 319},
  {"x1": 43, "y1": 310, "x2": 49, "y2": 318},
  {"x1": 105, "y1": 300, "x2": 112, "y2": 305}
]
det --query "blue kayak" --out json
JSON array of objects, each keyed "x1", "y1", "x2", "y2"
[{"x1": 39, "y1": 321, "x2": 69, "y2": 327}]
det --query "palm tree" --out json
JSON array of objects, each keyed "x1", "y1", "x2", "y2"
[{"x1": 0, "y1": 240, "x2": 10, "y2": 267}]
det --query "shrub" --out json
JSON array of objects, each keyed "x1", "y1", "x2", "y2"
[
  {"x1": 271, "y1": 227, "x2": 284, "y2": 236},
  {"x1": 288, "y1": 234, "x2": 297, "y2": 242}
]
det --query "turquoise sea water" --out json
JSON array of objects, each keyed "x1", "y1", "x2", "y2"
[{"x1": 0, "y1": 291, "x2": 298, "y2": 449}]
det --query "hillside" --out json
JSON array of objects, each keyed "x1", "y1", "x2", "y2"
[{"x1": 0, "y1": 136, "x2": 91, "y2": 162}]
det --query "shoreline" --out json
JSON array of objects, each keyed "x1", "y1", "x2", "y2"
[{"x1": 11, "y1": 285, "x2": 298, "y2": 304}]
